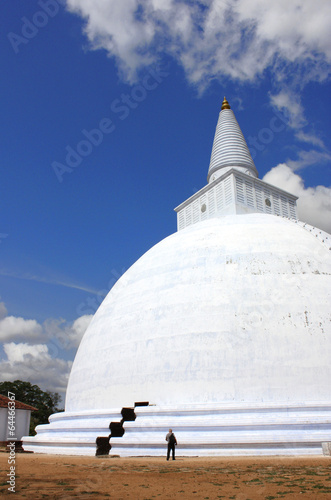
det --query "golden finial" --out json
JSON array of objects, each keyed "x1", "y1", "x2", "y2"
[{"x1": 221, "y1": 96, "x2": 231, "y2": 110}]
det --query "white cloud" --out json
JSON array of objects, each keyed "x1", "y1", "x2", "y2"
[
  {"x1": 295, "y1": 131, "x2": 326, "y2": 149},
  {"x1": 0, "y1": 307, "x2": 93, "y2": 401},
  {"x1": 70, "y1": 315, "x2": 93, "y2": 345},
  {"x1": 43, "y1": 314, "x2": 93, "y2": 350},
  {"x1": 0, "y1": 342, "x2": 72, "y2": 398},
  {"x1": 4, "y1": 342, "x2": 49, "y2": 364},
  {"x1": 269, "y1": 91, "x2": 306, "y2": 129},
  {"x1": 0, "y1": 308, "x2": 93, "y2": 347},
  {"x1": 286, "y1": 150, "x2": 331, "y2": 171},
  {"x1": 65, "y1": 0, "x2": 331, "y2": 97},
  {"x1": 263, "y1": 164, "x2": 331, "y2": 233},
  {"x1": 0, "y1": 316, "x2": 43, "y2": 342}
]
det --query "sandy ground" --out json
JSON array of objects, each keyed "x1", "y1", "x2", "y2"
[{"x1": 1, "y1": 452, "x2": 331, "y2": 499}]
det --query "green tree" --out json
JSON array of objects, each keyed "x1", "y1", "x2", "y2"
[{"x1": 0, "y1": 380, "x2": 63, "y2": 435}]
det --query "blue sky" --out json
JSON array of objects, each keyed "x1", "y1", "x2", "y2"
[{"x1": 0, "y1": 0, "x2": 330, "y2": 400}]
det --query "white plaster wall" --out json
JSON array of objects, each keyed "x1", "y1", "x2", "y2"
[
  {"x1": 1, "y1": 408, "x2": 31, "y2": 441},
  {"x1": 66, "y1": 214, "x2": 331, "y2": 412},
  {"x1": 11, "y1": 410, "x2": 31, "y2": 440},
  {"x1": 0, "y1": 408, "x2": 7, "y2": 441}
]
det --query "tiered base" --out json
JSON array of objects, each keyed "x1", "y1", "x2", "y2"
[{"x1": 23, "y1": 402, "x2": 331, "y2": 456}]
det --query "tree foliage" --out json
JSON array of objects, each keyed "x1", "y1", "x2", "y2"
[{"x1": 0, "y1": 380, "x2": 63, "y2": 435}]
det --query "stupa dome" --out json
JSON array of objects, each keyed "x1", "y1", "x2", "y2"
[
  {"x1": 66, "y1": 213, "x2": 331, "y2": 413},
  {"x1": 23, "y1": 97, "x2": 331, "y2": 456}
]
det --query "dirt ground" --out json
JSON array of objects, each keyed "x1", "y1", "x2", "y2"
[{"x1": 1, "y1": 452, "x2": 331, "y2": 500}]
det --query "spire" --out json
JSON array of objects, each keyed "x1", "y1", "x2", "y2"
[
  {"x1": 175, "y1": 96, "x2": 298, "y2": 231},
  {"x1": 207, "y1": 97, "x2": 258, "y2": 183}
]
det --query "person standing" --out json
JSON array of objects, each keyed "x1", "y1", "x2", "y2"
[{"x1": 165, "y1": 428, "x2": 177, "y2": 460}]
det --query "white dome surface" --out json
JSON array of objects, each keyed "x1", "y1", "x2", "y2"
[{"x1": 66, "y1": 214, "x2": 331, "y2": 412}]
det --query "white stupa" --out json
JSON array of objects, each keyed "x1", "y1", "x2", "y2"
[{"x1": 24, "y1": 98, "x2": 331, "y2": 456}]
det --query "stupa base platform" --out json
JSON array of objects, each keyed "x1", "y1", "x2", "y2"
[{"x1": 23, "y1": 402, "x2": 331, "y2": 456}]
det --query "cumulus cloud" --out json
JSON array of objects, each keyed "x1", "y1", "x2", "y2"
[
  {"x1": 0, "y1": 307, "x2": 92, "y2": 347},
  {"x1": 65, "y1": 1, "x2": 331, "y2": 104},
  {"x1": 0, "y1": 306, "x2": 93, "y2": 401},
  {"x1": 43, "y1": 314, "x2": 93, "y2": 350},
  {"x1": 1, "y1": 343, "x2": 72, "y2": 397},
  {"x1": 263, "y1": 164, "x2": 331, "y2": 233},
  {"x1": 70, "y1": 315, "x2": 93, "y2": 344},
  {"x1": 0, "y1": 315, "x2": 43, "y2": 343},
  {"x1": 4, "y1": 342, "x2": 49, "y2": 364}
]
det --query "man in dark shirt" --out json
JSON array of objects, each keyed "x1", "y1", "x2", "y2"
[{"x1": 165, "y1": 428, "x2": 177, "y2": 460}]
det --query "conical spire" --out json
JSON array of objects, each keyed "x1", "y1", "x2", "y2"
[{"x1": 207, "y1": 97, "x2": 258, "y2": 183}]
